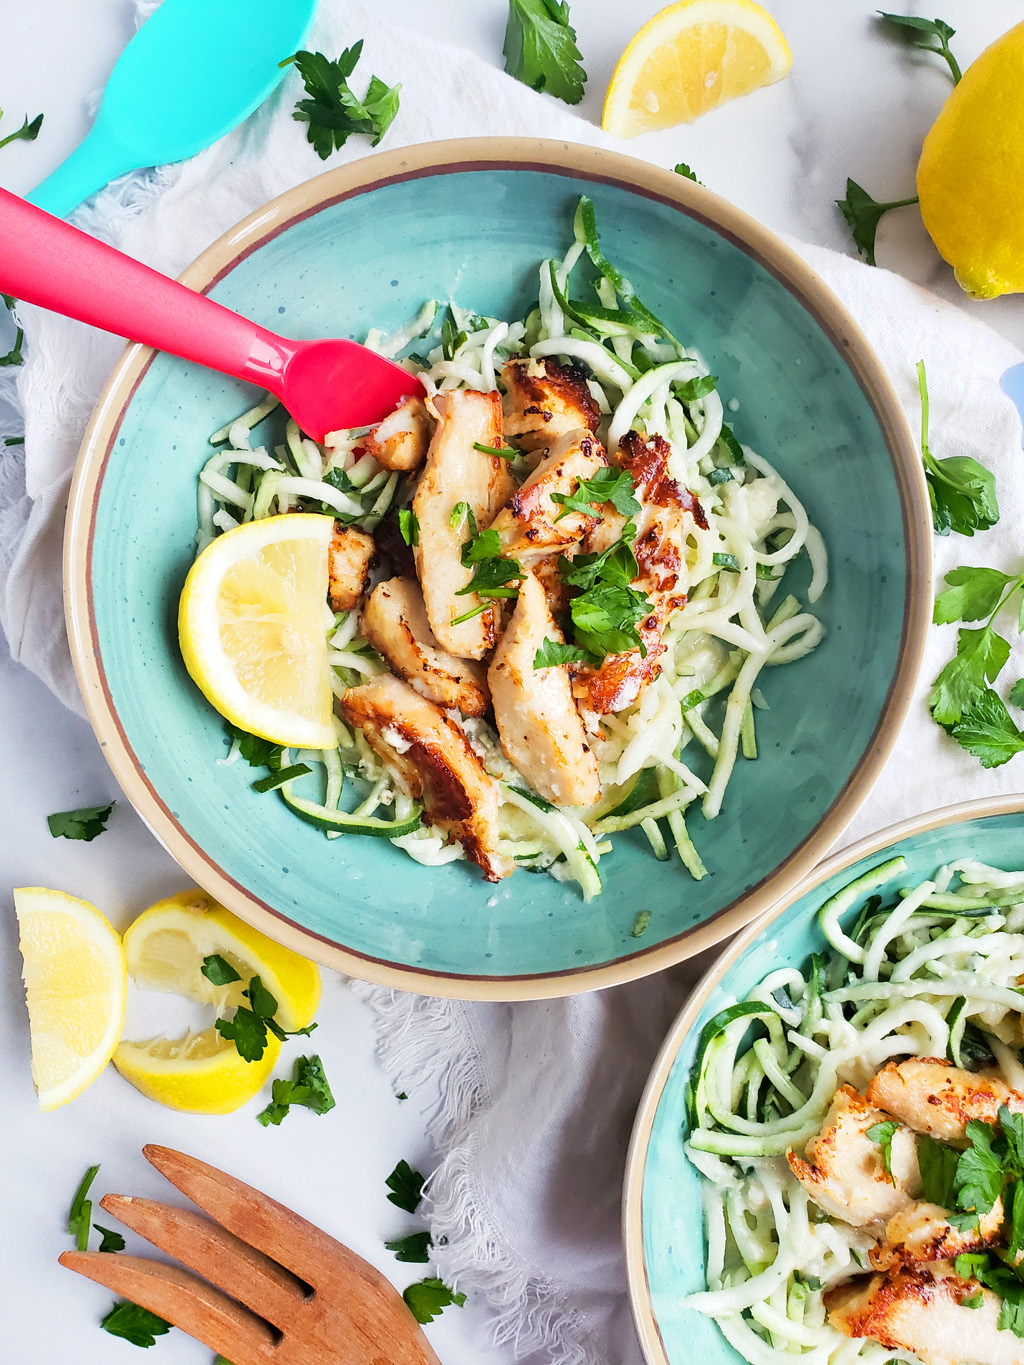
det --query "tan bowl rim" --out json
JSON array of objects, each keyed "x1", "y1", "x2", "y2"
[
  {"x1": 64, "y1": 136, "x2": 932, "y2": 1002},
  {"x1": 621, "y1": 790, "x2": 1024, "y2": 1365}
]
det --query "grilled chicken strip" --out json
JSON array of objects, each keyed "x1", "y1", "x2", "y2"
[
  {"x1": 501, "y1": 356, "x2": 601, "y2": 453},
  {"x1": 826, "y1": 1263, "x2": 1020, "y2": 1365},
  {"x1": 488, "y1": 573, "x2": 601, "y2": 808},
  {"x1": 412, "y1": 389, "x2": 515, "y2": 660},
  {"x1": 871, "y1": 1199, "x2": 1005, "y2": 1272},
  {"x1": 362, "y1": 396, "x2": 432, "y2": 472},
  {"x1": 489, "y1": 428, "x2": 608, "y2": 560},
  {"x1": 867, "y1": 1058, "x2": 1024, "y2": 1144},
  {"x1": 787, "y1": 1085, "x2": 921, "y2": 1227},
  {"x1": 572, "y1": 431, "x2": 706, "y2": 714},
  {"x1": 328, "y1": 524, "x2": 375, "y2": 612},
  {"x1": 361, "y1": 577, "x2": 489, "y2": 717},
  {"x1": 339, "y1": 674, "x2": 512, "y2": 882}
]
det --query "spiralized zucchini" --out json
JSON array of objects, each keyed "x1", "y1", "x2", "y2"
[
  {"x1": 685, "y1": 857, "x2": 1024, "y2": 1363},
  {"x1": 194, "y1": 200, "x2": 826, "y2": 897}
]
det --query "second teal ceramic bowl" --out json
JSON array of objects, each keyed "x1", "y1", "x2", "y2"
[
  {"x1": 624, "y1": 795, "x2": 1024, "y2": 1365},
  {"x1": 65, "y1": 139, "x2": 929, "y2": 999}
]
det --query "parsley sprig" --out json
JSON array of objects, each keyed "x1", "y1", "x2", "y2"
[
  {"x1": 215, "y1": 976, "x2": 316, "y2": 1063},
  {"x1": 257, "y1": 1054, "x2": 335, "y2": 1126},
  {"x1": 551, "y1": 466, "x2": 639, "y2": 522},
  {"x1": 533, "y1": 523, "x2": 651, "y2": 668},
  {"x1": 503, "y1": 0, "x2": 587, "y2": 105},
  {"x1": 878, "y1": 12, "x2": 962, "y2": 84},
  {"x1": 282, "y1": 45, "x2": 400, "y2": 160},
  {"x1": 917, "y1": 360, "x2": 998, "y2": 536},
  {"x1": 929, "y1": 563, "x2": 1024, "y2": 767},
  {"x1": 403, "y1": 1277, "x2": 467, "y2": 1324},
  {"x1": 836, "y1": 178, "x2": 919, "y2": 267},
  {"x1": 47, "y1": 802, "x2": 115, "y2": 842},
  {"x1": 386, "y1": 1159, "x2": 425, "y2": 1214},
  {"x1": 101, "y1": 1301, "x2": 171, "y2": 1348},
  {"x1": 451, "y1": 530, "x2": 523, "y2": 625},
  {"x1": 0, "y1": 109, "x2": 43, "y2": 152},
  {"x1": 68, "y1": 1165, "x2": 100, "y2": 1252}
]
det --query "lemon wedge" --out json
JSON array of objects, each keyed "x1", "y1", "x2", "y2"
[
  {"x1": 178, "y1": 512, "x2": 336, "y2": 749},
  {"x1": 602, "y1": 0, "x2": 792, "y2": 138},
  {"x1": 114, "y1": 889, "x2": 321, "y2": 1114},
  {"x1": 13, "y1": 887, "x2": 127, "y2": 1112}
]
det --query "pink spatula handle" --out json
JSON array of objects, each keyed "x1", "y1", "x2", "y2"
[{"x1": 0, "y1": 187, "x2": 292, "y2": 388}]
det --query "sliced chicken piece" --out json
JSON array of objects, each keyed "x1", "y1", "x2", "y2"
[
  {"x1": 328, "y1": 524, "x2": 375, "y2": 612},
  {"x1": 786, "y1": 1085, "x2": 921, "y2": 1227},
  {"x1": 489, "y1": 428, "x2": 608, "y2": 560},
  {"x1": 501, "y1": 356, "x2": 601, "y2": 453},
  {"x1": 488, "y1": 573, "x2": 601, "y2": 808},
  {"x1": 871, "y1": 1199, "x2": 1005, "y2": 1272},
  {"x1": 826, "y1": 1263, "x2": 1019, "y2": 1365},
  {"x1": 867, "y1": 1058, "x2": 1024, "y2": 1144},
  {"x1": 362, "y1": 396, "x2": 432, "y2": 472},
  {"x1": 361, "y1": 577, "x2": 489, "y2": 718},
  {"x1": 412, "y1": 389, "x2": 516, "y2": 660},
  {"x1": 339, "y1": 674, "x2": 512, "y2": 882},
  {"x1": 572, "y1": 432, "x2": 706, "y2": 714}
]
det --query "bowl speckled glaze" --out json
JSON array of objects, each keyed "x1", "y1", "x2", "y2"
[
  {"x1": 624, "y1": 795, "x2": 1024, "y2": 1365},
  {"x1": 65, "y1": 138, "x2": 930, "y2": 999}
]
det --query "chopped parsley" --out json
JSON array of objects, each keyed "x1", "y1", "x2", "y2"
[
  {"x1": 257, "y1": 1054, "x2": 335, "y2": 1126},
  {"x1": 866, "y1": 1120, "x2": 901, "y2": 1180},
  {"x1": 674, "y1": 163, "x2": 703, "y2": 185},
  {"x1": 385, "y1": 1159, "x2": 425, "y2": 1214},
  {"x1": 551, "y1": 466, "x2": 639, "y2": 521},
  {"x1": 215, "y1": 976, "x2": 317, "y2": 1063},
  {"x1": 0, "y1": 325, "x2": 24, "y2": 368},
  {"x1": 402, "y1": 1276, "x2": 467, "y2": 1324},
  {"x1": 398, "y1": 507, "x2": 420, "y2": 547},
  {"x1": 95, "y1": 1225, "x2": 126, "y2": 1253},
  {"x1": 570, "y1": 580, "x2": 650, "y2": 662},
  {"x1": 282, "y1": 45, "x2": 400, "y2": 159},
  {"x1": 101, "y1": 1301, "x2": 172, "y2": 1348},
  {"x1": 712, "y1": 552, "x2": 741, "y2": 572},
  {"x1": 385, "y1": 1230, "x2": 432, "y2": 1263},
  {"x1": 503, "y1": 0, "x2": 586, "y2": 105},
  {"x1": 676, "y1": 374, "x2": 718, "y2": 402},
  {"x1": 917, "y1": 359, "x2": 998, "y2": 537},
  {"x1": 451, "y1": 530, "x2": 523, "y2": 623},
  {"x1": 630, "y1": 909, "x2": 652, "y2": 937},
  {"x1": 836, "y1": 178, "x2": 919, "y2": 267},
  {"x1": 68, "y1": 1165, "x2": 100, "y2": 1252},
  {"x1": 472, "y1": 441, "x2": 515, "y2": 460},
  {"x1": 228, "y1": 724, "x2": 285, "y2": 769},
  {"x1": 449, "y1": 502, "x2": 476, "y2": 532},
  {"x1": 47, "y1": 803, "x2": 114, "y2": 842},
  {"x1": 533, "y1": 638, "x2": 593, "y2": 669},
  {"x1": 201, "y1": 954, "x2": 241, "y2": 987}
]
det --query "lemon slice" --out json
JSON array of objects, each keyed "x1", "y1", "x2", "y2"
[
  {"x1": 178, "y1": 512, "x2": 336, "y2": 749},
  {"x1": 602, "y1": 0, "x2": 792, "y2": 138},
  {"x1": 114, "y1": 889, "x2": 321, "y2": 1115},
  {"x1": 13, "y1": 887, "x2": 127, "y2": 1112}
]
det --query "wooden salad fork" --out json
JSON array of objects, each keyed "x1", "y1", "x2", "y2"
[{"x1": 58, "y1": 1145, "x2": 442, "y2": 1365}]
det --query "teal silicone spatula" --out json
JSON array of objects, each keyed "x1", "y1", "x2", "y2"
[{"x1": 27, "y1": 0, "x2": 317, "y2": 219}]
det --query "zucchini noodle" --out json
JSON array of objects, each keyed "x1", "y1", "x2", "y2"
[
  {"x1": 192, "y1": 200, "x2": 826, "y2": 897},
  {"x1": 684, "y1": 859, "x2": 1024, "y2": 1364}
]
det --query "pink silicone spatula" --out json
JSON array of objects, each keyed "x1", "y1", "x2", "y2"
[{"x1": 0, "y1": 189, "x2": 424, "y2": 440}]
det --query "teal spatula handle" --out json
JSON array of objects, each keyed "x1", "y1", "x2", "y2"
[{"x1": 27, "y1": 118, "x2": 136, "y2": 220}]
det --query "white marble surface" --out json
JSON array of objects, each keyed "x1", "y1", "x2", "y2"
[{"x1": 2, "y1": 3, "x2": 1023, "y2": 1363}]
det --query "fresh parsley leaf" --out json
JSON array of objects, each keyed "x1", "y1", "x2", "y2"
[
  {"x1": 396, "y1": 1091, "x2": 408, "y2": 1100},
  {"x1": 571, "y1": 581, "x2": 650, "y2": 661},
  {"x1": 551, "y1": 466, "x2": 640, "y2": 521},
  {"x1": 929, "y1": 626, "x2": 1011, "y2": 728},
  {"x1": 918, "y1": 1135, "x2": 960, "y2": 1209},
  {"x1": 955, "y1": 1251, "x2": 991, "y2": 1280},
  {"x1": 1009, "y1": 1179, "x2": 1024, "y2": 1260},
  {"x1": 201, "y1": 954, "x2": 242, "y2": 986},
  {"x1": 398, "y1": 507, "x2": 420, "y2": 547},
  {"x1": 402, "y1": 1276, "x2": 467, "y2": 1324},
  {"x1": 0, "y1": 326, "x2": 24, "y2": 368},
  {"x1": 456, "y1": 531, "x2": 522, "y2": 601},
  {"x1": 47, "y1": 803, "x2": 114, "y2": 842},
  {"x1": 1000, "y1": 1296, "x2": 1024, "y2": 1338},
  {"x1": 713, "y1": 552, "x2": 741, "y2": 572},
  {"x1": 877, "y1": 12, "x2": 962, "y2": 83},
  {"x1": 68, "y1": 1165, "x2": 100, "y2": 1252},
  {"x1": 449, "y1": 502, "x2": 473, "y2": 531},
  {"x1": 385, "y1": 1159, "x2": 425, "y2": 1214},
  {"x1": 257, "y1": 1054, "x2": 335, "y2": 1126},
  {"x1": 533, "y1": 638, "x2": 594, "y2": 669},
  {"x1": 228, "y1": 724, "x2": 285, "y2": 769},
  {"x1": 252, "y1": 762, "x2": 311, "y2": 793},
  {"x1": 674, "y1": 163, "x2": 703, "y2": 185},
  {"x1": 866, "y1": 1120, "x2": 901, "y2": 1180},
  {"x1": 947, "y1": 1211, "x2": 982, "y2": 1231},
  {"x1": 0, "y1": 111, "x2": 43, "y2": 152},
  {"x1": 951, "y1": 689, "x2": 1024, "y2": 769},
  {"x1": 324, "y1": 465, "x2": 357, "y2": 494},
  {"x1": 630, "y1": 909, "x2": 652, "y2": 938},
  {"x1": 918, "y1": 361, "x2": 998, "y2": 536},
  {"x1": 101, "y1": 1301, "x2": 172, "y2": 1347},
  {"x1": 215, "y1": 1007, "x2": 268, "y2": 1062},
  {"x1": 472, "y1": 441, "x2": 515, "y2": 460},
  {"x1": 385, "y1": 1230, "x2": 432, "y2": 1263},
  {"x1": 503, "y1": 0, "x2": 587, "y2": 105},
  {"x1": 956, "y1": 1119, "x2": 1005, "y2": 1215},
  {"x1": 677, "y1": 374, "x2": 718, "y2": 402},
  {"x1": 1004, "y1": 1108, "x2": 1024, "y2": 1170},
  {"x1": 934, "y1": 567, "x2": 1015, "y2": 624},
  {"x1": 95, "y1": 1225, "x2": 126, "y2": 1253},
  {"x1": 963, "y1": 1289, "x2": 985, "y2": 1309},
  {"x1": 836, "y1": 178, "x2": 919, "y2": 267},
  {"x1": 284, "y1": 47, "x2": 401, "y2": 159},
  {"x1": 1010, "y1": 680, "x2": 1024, "y2": 709},
  {"x1": 559, "y1": 524, "x2": 638, "y2": 590},
  {"x1": 246, "y1": 976, "x2": 279, "y2": 1018}
]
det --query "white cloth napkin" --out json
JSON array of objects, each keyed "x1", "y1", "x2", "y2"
[{"x1": 4, "y1": 3, "x2": 1024, "y2": 1363}]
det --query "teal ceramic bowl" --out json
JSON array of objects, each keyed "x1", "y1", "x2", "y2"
[
  {"x1": 624, "y1": 795, "x2": 1024, "y2": 1364},
  {"x1": 66, "y1": 139, "x2": 930, "y2": 999}
]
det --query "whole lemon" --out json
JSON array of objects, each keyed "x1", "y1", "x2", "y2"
[{"x1": 917, "y1": 20, "x2": 1024, "y2": 300}]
